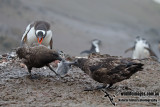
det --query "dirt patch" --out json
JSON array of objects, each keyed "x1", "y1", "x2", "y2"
[{"x1": 0, "y1": 55, "x2": 160, "y2": 106}]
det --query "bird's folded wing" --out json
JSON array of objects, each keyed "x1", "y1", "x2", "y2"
[
  {"x1": 144, "y1": 47, "x2": 157, "y2": 58},
  {"x1": 21, "y1": 22, "x2": 35, "y2": 46},
  {"x1": 124, "y1": 46, "x2": 135, "y2": 53}
]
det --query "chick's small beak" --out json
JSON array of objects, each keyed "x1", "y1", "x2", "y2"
[{"x1": 37, "y1": 37, "x2": 43, "y2": 44}]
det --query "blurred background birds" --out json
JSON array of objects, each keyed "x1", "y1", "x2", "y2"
[
  {"x1": 125, "y1": 36, "x2": 157, "y2": 59},
  {"x1": 80, "y1": 39, "x2": 101, "y2": 55},
  {"x1": 1, "y1": 0, "x2": 160, "y2": 59}
]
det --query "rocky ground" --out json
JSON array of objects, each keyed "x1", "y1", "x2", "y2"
[{"x1": 0, "y1": 53, "x2": 160, "y2": 107}]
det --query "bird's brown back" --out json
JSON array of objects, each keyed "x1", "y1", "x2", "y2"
[
  {"x1": 76, "y1": 53, "x2": 143, "y2": 85},
  {"x1": 17, "y1": 45, "x2": 61, "y2": 68}
]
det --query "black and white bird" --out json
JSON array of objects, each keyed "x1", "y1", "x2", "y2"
[
  {"x1": 80, "y1": 39, "x2": 101, "y2": 55},
  {"x1": 21, "y1": 21, "x2": 53, "y2": 49},
  {"x1": 125, "y1": 36, "x2": 157, "y2": 59}
]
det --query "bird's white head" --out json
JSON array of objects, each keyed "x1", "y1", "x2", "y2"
[{"x1": 35, "y1": 30, "x2": 46, "y2": 44}]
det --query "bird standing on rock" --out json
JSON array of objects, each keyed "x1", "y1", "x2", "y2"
[
  {"x1": 80, "y1": 39, "x2": 101, "y2": 55},
  {"x1": 73, "y1": 53, "x2": 143, "y2": 91},
  {"x1": 16, "y1": 45, "x2": 62, "y2": 78},
  {"x1": 125, "y1": 36, "x2": 157, "y2": 59},
  {"x1": 21, "y1": 21, "x2": 53, "y2": 49}
]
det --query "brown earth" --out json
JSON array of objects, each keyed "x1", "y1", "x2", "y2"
[{"x1": 0, "y1": 55, "x2": 160, "y2": 107}]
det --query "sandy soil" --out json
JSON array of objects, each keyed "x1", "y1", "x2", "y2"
[{"x1": 0, "y1": 54, "x2": 160, "y2": 107}]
